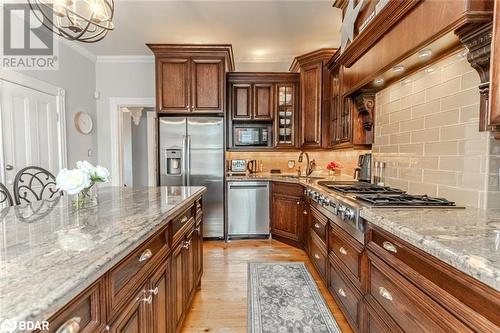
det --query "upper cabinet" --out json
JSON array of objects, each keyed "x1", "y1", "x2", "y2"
[
  {"x1": 227, "y1": 73, "x2": 299, "y2": 149},
  {"x1": 148, "y1": 44, "x2": 234, "y2": 115},
  {"x1": 290, "y1": 49, "x2": 336, "y2": 149},
  {"x1": 489, "y1": 0, "x2": 500, "y2": 137}
]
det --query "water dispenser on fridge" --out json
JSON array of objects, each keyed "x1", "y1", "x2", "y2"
[{"x1": 165, "y1": 149, "x2": 182, "y2": 175}]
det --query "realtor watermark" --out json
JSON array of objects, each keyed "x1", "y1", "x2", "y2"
[
  {"x1": 1, "y1": 2, "x2": 59, "y2": 70},
  {"x1": 0, "y1": 319, "x2": 49, "y2": 333}
]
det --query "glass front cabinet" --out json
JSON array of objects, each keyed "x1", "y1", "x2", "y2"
[{"x1": 275, "y1": 84, "x2": 298, "y2": 148}]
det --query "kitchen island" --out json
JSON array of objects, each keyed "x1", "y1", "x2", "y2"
[{"x1": 0, "y1": 186, "x2": 206, "y2": 333}]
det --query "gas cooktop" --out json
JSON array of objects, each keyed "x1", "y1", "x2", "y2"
[
  {"x1": 355, "y1": 193, "x2": 456, "y2": 207},
  {"x1": 317, "y1": 181, "x2": 457, "y2": 208}
]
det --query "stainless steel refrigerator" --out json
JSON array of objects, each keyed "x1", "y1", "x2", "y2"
[{"x1": 159, "y1": 117, "x2": 224, "y2": 238}]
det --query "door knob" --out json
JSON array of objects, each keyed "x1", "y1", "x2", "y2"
[{"x1": 5, "y1": 164, "x2": 13, "y2": 171}]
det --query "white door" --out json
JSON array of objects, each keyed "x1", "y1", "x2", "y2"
[{"x1": 0, "y1": 78, "x2": 66, "y2": 198}]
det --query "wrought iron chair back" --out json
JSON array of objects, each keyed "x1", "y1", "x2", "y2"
[
  {"x1": 13, "y1": 166, "x2": 61, "y2": 205},
  {"x1": 0, "y1": 182, "x2": 13, "y2": 207}
]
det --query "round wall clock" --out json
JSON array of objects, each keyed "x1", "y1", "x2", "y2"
[{"x1": 74, "y1": 111, "x2": 93, "y2": 135}]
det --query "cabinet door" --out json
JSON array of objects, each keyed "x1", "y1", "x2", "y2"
[
  {"x1": 253, "y1": 84, "x2": 274, "y2": 120},
  {"x1": 184, "y1": 232, "x2": 196, "y2": 304},
  {"x1": 490, "y1": 1, "x2": 500, "y2": 129},
  {"x1": 271, "y1": 193, "x2": 303, "y2": 242},
  {"x1": 157, "y1": 58, "x2": 190, "y2": 113},
  {"x1": 276, "y1": 84, "x2": 297, "y2": 147},
  {"x1": 193, "y1": 220, "x2": 203, "y2": 286},
  {"x1": 300, "y1": 63, "x2": 322, "y2": 147},
  {"x1": 171, "y1": 242, "x2": 185, "y2": 332},
  {"x1": 191, "y1": 58, "x2": 224, "y2": 113},
  {"x1": 109, "y1": 285, "x2": 149, "y2": 333},
  {"x1": 151, "y1": 260, "x2": 170, "y2": 333},
  {"x1": 231, "y1": 84, "x2": 252, "y2": 120}
]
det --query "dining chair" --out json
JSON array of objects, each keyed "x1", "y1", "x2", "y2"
[
  {"x1": 13, "y1": 166, "x2": 61, "y2": 205},
  {"x1": 0, "y1": 182, "x2": 13, "y2": 206}
]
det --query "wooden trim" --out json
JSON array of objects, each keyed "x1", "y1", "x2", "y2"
[
  {"x1": 227, "y1": 72, "x2": 300, "y2": 83},
  {"x1": 337, "y1": 0, "x2": 421, "y2": 68},
  {"x1": 146, "y1": 44, "x2": 235, "y2": 71},
  {"x1": 289, "y1": 48, "x2": 337, "y2": 72}
]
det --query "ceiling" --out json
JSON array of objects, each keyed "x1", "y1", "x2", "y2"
[{"x1": 82, "y1": 0, "x2": 342, "y2": 71}]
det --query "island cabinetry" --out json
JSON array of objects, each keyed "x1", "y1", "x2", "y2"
[
  {"x1": 270, "y1": 182, "x2": 304, "y2": 248},
  {"x1": 42, "y1": 280, "x2": 106, "y2": 333}
]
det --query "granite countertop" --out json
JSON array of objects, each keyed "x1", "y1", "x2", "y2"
[
  {"x1": 360, "y1": 208, "x2": 500, "y2": 291},
  {"x1": 0, "y1": 186, "x2": 206, "y2": 330}
]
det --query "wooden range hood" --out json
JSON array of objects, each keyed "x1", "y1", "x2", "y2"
[{"x1": 333, "y1": 0, "x2": 496, "y2": 136}]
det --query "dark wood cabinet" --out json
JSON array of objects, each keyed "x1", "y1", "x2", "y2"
[
  {"x1": 148, "y1": 45, "x2": 234, "y2": 115},
  {"x1": 270, "y1": 182, "x2": 304, "y2": 247},
  {"x1": 191, "y1": 58, "x2": 224, "y2": 113},
  {"x1": 108, "y1": 284, "x2": 149, "y2": 333},
  {"x1": 227, "y1": 73, "x2": 299, "y2": 149},
  {"x1": 231, "y1": 84, "x2": 252, "y2": 119},
  {"x1": 290, "y1": 48, "x2": 336, "y2": 149},
  {"x1": 490, "y1": 1, "x2": 500, "y2": 136},
  {"x1": 193, "y1": 219, "x2": 203, "y2": 287},
  {"x1": 151, "y1": 261, "x2": 170, "y2": 333},
  {"x1": 329, "y1": 62, "x2": 352, "y2": 147},
  {"x1": 171, "y1": 239, "x2": 186, "y2": 332}
]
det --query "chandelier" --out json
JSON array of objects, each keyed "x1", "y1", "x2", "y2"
[{"x1": 29, "y1": 0, "x2": 115, "y2": 43}]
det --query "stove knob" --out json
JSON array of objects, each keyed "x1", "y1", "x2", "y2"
[
  {"x1": 323, "y1": 198, "x2": 331, "y2": 207},
  {"x1": 312, "y1": 192, "x2": 319, "y2": 200},
  {"x1": 344, "y1": 208, "x2": 355, "y2": 220},
  {"x1": 318, "y1": 195, "x2": 325, "y2": 204},
  {"x1": 337, "y1": 205, "x2": 346, "y2": 215}
]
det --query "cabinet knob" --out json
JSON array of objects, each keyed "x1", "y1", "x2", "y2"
[
  {"x1": 195, "y1": 226, "x2": 201, "y2": 232},
  {"x1": 303, "y1": 210, "x2": 308, "y2": 215},
  {"x1": 382, "y1": 241, "x2": 397, "y2": 254},
  {"x1": 296, "y1": 201, "x2": 300, "y2": 205},
  {"x1": 339, "y1": 247, "x2": 348, "y2": 255},
  {"x1": 337, "y1": 288, "x2": 347, "y2": 298},
  {"x1": 5, "y1": 164, "x2": 13, "y2": 171},
  {"x1": 314, "y1": 223, "x2": 321, "y2": 229},
  {"x1": 314, "y1": 253, "x2": 320, "y2": 260},
  {"x1": 139, "y1": 249, "x2": 153, "y2": 262},
  {"x1": 55, "y1": 317, "x2": 81, "y2": 333},
  {"x1": 181, "y1": 216, "x2": 188, "y2": 224},
  {"x1": 378, "y1": 286, "x2": 393, "y2": 301},
  {"x1": 183, "y1": 240, "x2": 191, "y2": 249}
]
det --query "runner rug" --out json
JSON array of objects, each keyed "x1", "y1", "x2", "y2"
[{"x1": 248, "y1": 262, "x2": 342, "y2": 333}]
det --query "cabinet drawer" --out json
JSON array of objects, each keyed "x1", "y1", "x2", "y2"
[
  {"x1": 328, "y1": 258, "x2": 361, "y2": 331},
  {"x1": 272, "y1": 182, "x2": 303, "y2": 197},
  {"x1": 329, "y1": 222, "x2": 362, "y2": 282},
  {"x1": 172, "y1": 205, "x2": 194, "y2": 242},
  {"x1": 368, "y1": 254, "x2": 473, "y2": 333},
  {"x1": 108, "y1": 229, "x2": 168, "y2": 315},
  {"x1": 309, "y1": 232, "x2": 327, "y2": 280},
  {"x1": 46, "y1": 280, "x2": 105, "y2": 333},
  {"x1": 310, "y1": 206, "x2": 327, "y2": 246}
]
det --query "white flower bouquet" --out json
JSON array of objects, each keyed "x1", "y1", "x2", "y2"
[{"x1": 56, "y1": 161, "x2": 111, "y2": 209}]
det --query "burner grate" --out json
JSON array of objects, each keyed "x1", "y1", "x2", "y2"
[
  {"x1": 322, "y1": 184, "x2": 404, "y2": 195},
  {"x1": 356, "y1": 193, "x2": 456, "y2": 207}
]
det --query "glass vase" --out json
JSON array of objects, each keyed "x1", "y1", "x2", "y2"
[{"x1": 72, "y1": 185, "x2": 98, "y2": 210}]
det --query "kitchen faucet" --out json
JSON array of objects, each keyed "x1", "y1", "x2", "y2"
[{"x1": 298, "y1": 151, "x2": 315, "y2": 176}]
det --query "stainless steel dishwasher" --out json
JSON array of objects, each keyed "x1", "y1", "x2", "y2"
[{"x1": 227, "y1": 181, "x2": 270, "y2": 239}]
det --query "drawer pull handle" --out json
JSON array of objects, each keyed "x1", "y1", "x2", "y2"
[
  {"x1": 314, "y1": 223, "x2": 321, "y2": 229},
  {"x1": 55, "y1": 317, "x2": 81, "y2": 333},
  {"x1": 138, "y1": 294, "x2": 153, "y2": 304},
  {"x1": 382, "y1": 241, "x2": 397, "y2": 253},
  {"x1": 339, "y1": 247, "x2": 347, "y2": 255},
  {"x1": 139, "y1": 249, "x2": 153, "y2": 262},
  {"x1": 196, "y1": 202, "x2": 201, "y2": 209},
  {"x1": 195, "y1": 226, "x2": 201, "y2": 232},
  {"x1": 183, "y1": 240, "x2": 191, "y2": 249},
  {"x1": 378, "y1": 287, "x2": 393, "y2": 301},
  {"x1": 181, "y1": 216, "x2": 188, "y2": 224},
  {"x1": 337, "y1": 288, "x2": 347, "y2": 298},
  {"x1": 148, "y1": 287, "x2": 159, "y2": 295},
  {"x1": 314, "y1": 253, "x2": 320, "y2": 260}
]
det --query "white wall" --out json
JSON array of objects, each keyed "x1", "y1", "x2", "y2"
[
  {"x1": 95, "y1": 60, "x2": 155, "y2": 172},
  {"x1": 16, "y1": 41, "x2": 97, "y2": 167}
]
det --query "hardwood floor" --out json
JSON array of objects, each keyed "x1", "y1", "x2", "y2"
[{"x1": 181, "y1": 239, "x2": 353, "y2": 333}]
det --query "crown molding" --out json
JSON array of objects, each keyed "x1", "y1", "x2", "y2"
[{"x1": 96, "y1": 55, "x2": 155, "y2": 64}]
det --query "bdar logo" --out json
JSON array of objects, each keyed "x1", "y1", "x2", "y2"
[
  {"x1": 0, "y1": 319, "x2": 17, "y2": 333},
  {"x1": 3, "y1": 3, "x2": 53, "y2": 56}
]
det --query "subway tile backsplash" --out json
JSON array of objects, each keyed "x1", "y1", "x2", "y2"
[{"x1": 373, "y1": 50, "x2": 500, "y2": 208}]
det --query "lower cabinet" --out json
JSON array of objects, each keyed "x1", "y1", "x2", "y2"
[
  {"x1": 271, "y1": 183, "x2": 305, "y2": 247},
  {"x1": 47, "y1": 197, "x2": 204, "y2": 333}
]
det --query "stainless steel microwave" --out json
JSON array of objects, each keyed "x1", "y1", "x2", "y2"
[{"x1": 233, "y1": 124, "x2": 272, "y2": 147}]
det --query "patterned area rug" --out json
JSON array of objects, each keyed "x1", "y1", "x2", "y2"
[{"x1": 248, "y1": 262, "x2": 341, "y2": 333}]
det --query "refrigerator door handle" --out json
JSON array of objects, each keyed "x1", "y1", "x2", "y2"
[
  {"x1": 181, "y1": 135, "x2": 187, "y2": 186},
  {"x1": 186, "y1": 135, "x2": 191, "y2": 186}
]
